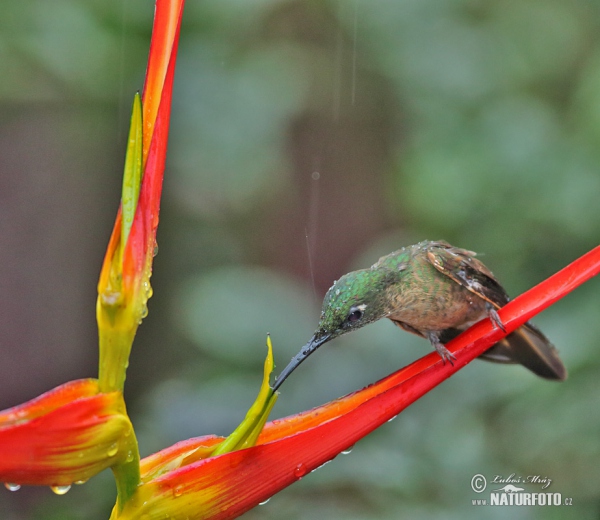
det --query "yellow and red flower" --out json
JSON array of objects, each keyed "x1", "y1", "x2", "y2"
[
  {"x1": 0, "y1": 0, "x2": 599, "y2": 518},
  {"x1": 0, "y1": 379, "x2": 133, "y2": 488}
]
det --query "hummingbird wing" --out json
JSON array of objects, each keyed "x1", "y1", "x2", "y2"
[
  {"x1": 425, "y1": 241, "x2": 509, "y2": 308},
  {"x1": 425, "y1": 242, "x2": 567, "y2": 380}
]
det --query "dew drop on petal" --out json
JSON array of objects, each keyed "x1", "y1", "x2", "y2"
[
  {"x1": 74, "y1": 479, "x2": 88, "y2": 485},
  {"x1": 50, "y1": 485, "x2": 71, "y2": 495},
  {"x1": 4, "y1": 483, "x2": 21, "y2": 492},
  {"x1": 294, "y1": 463, "x2": 307, "y2": 480},
  {"x1": 259, "y1": 498, "x2": 271, "y2": 506},
  {"x1": 107, "y1": 443, "x2": 119, "y2": 457},
  {"x1": 341, "y1": 444, "x2": 355, "y2": 455},
  {"x1": 173, "y1": 485, "x2": 184, "y2": 497}
]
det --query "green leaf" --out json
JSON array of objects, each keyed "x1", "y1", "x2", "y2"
[{"x1": 121, "y1": 92, "x2": 143, "y2": 252}]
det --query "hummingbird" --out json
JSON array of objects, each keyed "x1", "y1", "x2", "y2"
[{"x1": 272, "y1": 240, "x2": 567, "y2": 391}]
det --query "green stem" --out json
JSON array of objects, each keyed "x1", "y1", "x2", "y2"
[
  {"x1": 112, "y1": 427, "x2": 141, "y2": 511},
  {"x1": 98, "y1": 324, "x2": 137, "y2": 394}
]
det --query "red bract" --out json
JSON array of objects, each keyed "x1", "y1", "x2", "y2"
[
  {"x1": 96, "y1": 0, "x2": 185, "y2": 398},
  {"x1": 0, "y1": 380, "x2": 133, "y2": 487},
  {"x1": 121, "y1": 1, "x2": 182, "y2": 293},
  {"x1": 98, "y1": 0, "x2": 183, "y2": 329}
]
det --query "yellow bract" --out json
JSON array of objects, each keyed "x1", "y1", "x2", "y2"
[
  {"x1": 110, "y1": 338, "x2": 278, "y2": 520},
  {"x1": 212, "y1": 336, "x2": 277, "y2": 455}
]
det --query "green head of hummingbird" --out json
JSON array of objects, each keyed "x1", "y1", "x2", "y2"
[
  {"x1": 272, "y1": 264, "x2": 402, "y2": 391},
  {"x1": 272, "y1": 241, "x2": 566, "y2": 391}
]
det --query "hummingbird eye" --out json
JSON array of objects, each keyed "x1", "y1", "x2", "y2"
[{"x1": 347, "y1": 308, "x2": 364, "y2": 323}]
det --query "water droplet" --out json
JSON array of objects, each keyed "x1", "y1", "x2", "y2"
[
  {"x1": 311, "y1": 171, "x2": 320, "y2": 180},
  {"x1": 228, "y1": 456, "x2": 242, "y2": 470},
  {"x1": 50, "y1": 485, "x2": 71, "y2": 495},
  {"x1": 259, "y1": 498, "x2": 271, "y2": 506},
  {"x1": 341, "y1": 445, "x2": 354, "y2": 455},
  {"x1": 125, "y1": 450, "x2": 134, "y2": 463},
  {"x1": 173, "y1": 485, "x2": 184, "y2": 497},
  {"x1": 387, "y1": 414, "x2": 398, "y2": 423},
  {"x1": 335, "y1": 289, "x2": 340, "y2": 296},
  {"x1": 294, "y1": 463, "x2": 307, "y2": 480},
  {"x1": 153, "y1": 242, "x2": 159, "y2": 257},
  {"x1": 4, "y1": 483, "x2": 21, "y2": 492},
  {"x1": 107, "y1": 443, "x2": 119, "y2": 457},
  {"x1": 74, "y1": 479, "x2": 88, "y2": 485},
  {"x1": 143, "y1": 281, "x2": 153, "y2": 298}
]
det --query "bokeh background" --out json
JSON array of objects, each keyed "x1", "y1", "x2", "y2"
[{"x1": 1, "y1": 0, "x2": 599, "y2": 518}]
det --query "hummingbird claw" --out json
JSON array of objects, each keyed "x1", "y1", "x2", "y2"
[
  {"x1": 439, "y1": 347, "x2": 456, "y2": 366},
  {"x1": 427, "y1": 332, "x2": 456, "y2": 366},
  {"x1": 486, "y1": 303, "x2": 506, "y2": 332}
]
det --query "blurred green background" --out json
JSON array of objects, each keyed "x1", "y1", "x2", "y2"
[{"x1": 1, "y1": 0, "x2": 599, "y2": 518}]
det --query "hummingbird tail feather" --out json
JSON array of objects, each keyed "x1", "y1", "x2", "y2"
[{"x1": 480, "y1": 322, "x2": 567, "y2": 380}]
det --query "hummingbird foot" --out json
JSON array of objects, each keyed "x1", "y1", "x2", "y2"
[
  {"x1": 427, "y1": 331, "x2": 456, "y2": 366},
  {"x1": 486, "y1": 303, "x2": 506, "y2": 332}
]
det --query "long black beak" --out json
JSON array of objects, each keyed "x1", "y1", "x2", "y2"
[{"x1": 272, "y1": 333, "x2": 330, "y2": 392}]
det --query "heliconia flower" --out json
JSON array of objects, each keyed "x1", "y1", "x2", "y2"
[
  {"x1": 2, "y1": 0, "x2": 598, "y2": 517},
  {"x1": 95, "y1": 1, "x2": 186, "y2": 509},
  {"x1": 109, "y1": 246, "x2": 600, "y2": 519},
  {"x1": 0, "y1": 379, "x2": 135, "y2": 490},
  {"x1": 0, "y1": 0, "x2": 186, "y2": 508},
  {"x1": 96, "y1": 0, "x2": 185, "y2": 395}
]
